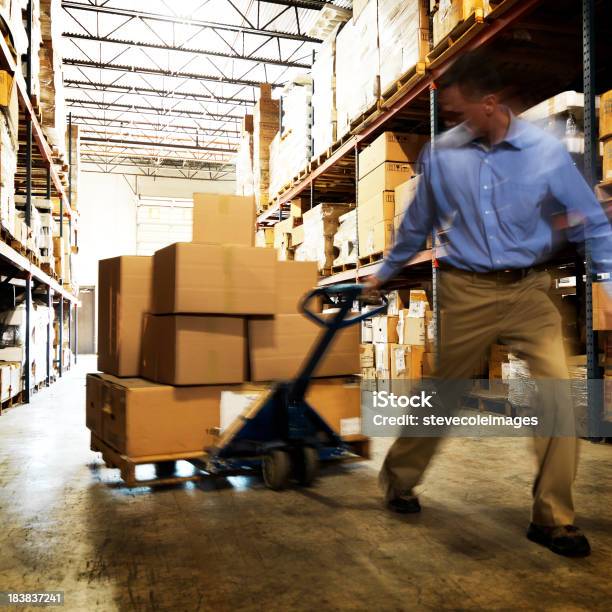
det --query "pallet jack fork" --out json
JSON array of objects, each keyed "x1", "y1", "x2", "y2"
[{"x1": 208, "y1": 283, "x2": 388, "y2": 490}]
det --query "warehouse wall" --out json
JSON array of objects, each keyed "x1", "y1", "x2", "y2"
[
  {"x1": 78, "y1": 173, "x2": 139, "y2": 287},
  {"x1": 79, "y1": 172, "x2": 236, "y2": 286}
]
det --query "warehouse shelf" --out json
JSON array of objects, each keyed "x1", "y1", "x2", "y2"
[
  {"x1": 258, "y1": 0, "x2": 542, "y2": 221},
  {"x1": 0, "y1": 7, "x2": 80, "y2": 405}
]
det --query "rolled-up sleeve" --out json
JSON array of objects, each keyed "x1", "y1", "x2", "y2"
[
  {"x1": 549, "y1": 146, "x2": 612, "y2": 277},
  {"x1": 376, "y1": 145, "x2": 435, "y2": 283}
]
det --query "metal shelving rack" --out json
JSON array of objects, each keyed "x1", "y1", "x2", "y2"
[
  {"x1": 0, "y1": 1, "x2": 80, "y2": 406},
  {"x1": 256, "y1": 0, "x2": 612, "y2": 437}
]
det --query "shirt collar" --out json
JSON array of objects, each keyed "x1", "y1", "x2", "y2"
[{"x1": 469, "y1": 109, "x2": 526, "y2": 150}]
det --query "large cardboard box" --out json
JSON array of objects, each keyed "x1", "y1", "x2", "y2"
[
  {"x1": 305, "y1": 378, "x2": 362, "y2": 437},
  {"x1": 390, "y1": 344, "x2": 425, "y2": 380},
  {"x1": 98, "y1": 256, "x2": 153, "y2": 377},
  {"x1": 192, "y1": 193, "x2": 255, "y2": 246},
  {"x1": 593, "y1": 282, "x2": 612, "y2": 330},
  {"x1": 152, "y1": 242, "x2": 276, "y2": 315},
  {"x1": 87, "y1": 373, "x2": 225, "y2": 457},
  {"x1": 397, "y1": 310, "x2": 425, "y2": 345},
  {"x1": 141, "y1": 314, "x2": 245, "y2": 385},
  {"x1": 248, "y1": 313, "x2": 360, "y2": 381},
  {"x1": 394, "y1": 176, "x2": 420, "y2": 233},
  {"x1": 358, "y1": 191, "x2": 395, "y2": 256},
  {"x1": 358, "y1": 162, "x2": 415, "y2": 204},
  {"x1": 601, "y1": 90, "x2": 612, "y2": 140},
  {"x1": 276, "y1": 260, "x2": 318, "y2": 314},
  {"x1": 358, "y1": 132, "x2": 428, "y2": 179}
]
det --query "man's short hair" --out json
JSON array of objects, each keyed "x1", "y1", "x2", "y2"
[{"x1": 437, "y1": 50, "x2": 503, "y2": 98}]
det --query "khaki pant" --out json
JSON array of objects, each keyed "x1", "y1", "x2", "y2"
[{"x1": 379, "y1": 269, "x2": 579, "y2": 526}]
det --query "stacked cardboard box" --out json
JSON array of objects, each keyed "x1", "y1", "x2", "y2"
[
  {"x1": 357, "y1": 132, "x2": 427, "y2": 257},
  {"x1": 294, "y1": 203, "x2": 353, "y2": 270},
  {"x1": 273, "y1": 216, "x2": 295, "y2": 261},
  {"x1": 361, "y1": 289, "x2": 431, "y2": 392},
  {"x1": 90, "y1": 192, "x2": 363, "y2": 460},
  {"x1": 236, "y1": 114, "x2": 255, "y2": 197},
  {"x1": 0, "y1": 110, "x2": 17, "y2": 238},
  {"x1": 378, "y1": 0, "x2": 429, "y2": 95},
  {"x1": 600, "y1": 90, "x2": 612, "y2": 181},
  {"x1": 269, "y1": 76, "x2": 313, "y2": 200},
  {"x1": 253, "y1": 85, "x2": 279, "y2": 211},
  {"x1": 332, "y1": 209, "x2": 357, "y2": 267},
  {"x1": 593, "y1": 282, "x2": 612, "y2": 330}
]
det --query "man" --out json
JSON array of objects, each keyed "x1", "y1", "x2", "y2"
[{"x1": 366, "y1": 51, "x2": 612, "y2": 558}]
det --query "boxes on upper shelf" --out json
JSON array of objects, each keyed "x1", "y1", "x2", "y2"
[
  {"x1": 192, "y1": 194, "x2": 255, "y2": 246},
  {"x1": 141, "y1": 314, "x2": 245, "y2": 386},
  {"x1": 358, "y1": 163, "x2": 415, "y2": 205},
  {"x1": 394, "y1": 176, "x2": 420, "y2": 233},
  {"x1": 248, "y1": 313, "x2": 360, "y2": 381},
  {"x1": 152, "y1": 242, "x2": 276, "y2": 315},
  {"x1": 358, "y1": 191, "x2": 395, "y2": 257},
  {"x1": 433, "y1": 0, "x2": 491, "y2": 46},
  {"x1": 98, "y1": 256, "x2": 153, "y2": 377},
  {"x1": 358, "y1": 132, "x2": 428, "y2": 180}
]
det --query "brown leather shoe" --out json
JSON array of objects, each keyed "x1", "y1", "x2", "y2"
[
  {"x1": 387, "y1": 494, "x2": 421, "y2": 514},
  {"x1": 527, "y1": 523, "x2": 591, "y2": 557}
]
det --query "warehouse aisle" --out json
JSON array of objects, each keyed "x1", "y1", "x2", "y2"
[{"x1": 0, "y1": 358, "x2": 611, "y2": 611}]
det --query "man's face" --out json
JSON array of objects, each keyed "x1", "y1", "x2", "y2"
[{"x1": 439, "y1": 84, "x2": 495, "y2": 136}]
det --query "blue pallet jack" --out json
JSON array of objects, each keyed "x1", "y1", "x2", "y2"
[{"x1": 205, "y1": 283, "x2": 388, "y2": 490}]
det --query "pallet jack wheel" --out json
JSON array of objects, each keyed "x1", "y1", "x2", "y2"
[
  {"x1": 262, "y1": 450, "x2": 291, "y2": 490},
  {"x1": 155, "y1": 461, "x2": 177, "y2": 479},
  {"x1": 296, "y1": 446, "x2": 319, "y2": 486}
]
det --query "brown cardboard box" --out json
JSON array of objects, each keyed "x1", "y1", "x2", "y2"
[
  {"x1": 603, "y1": 137, "x2": 612, "y2": 182},
  {"x1": 89, "y1": 373, "x2": 225, "y2": 457},
  {"x1": 98, "y1": 256, "x2": 153, "y2": 377},
  {"x1": 358, "y1": 162, "x2": 415, "y2": 204},
  {"x1": 276, "y1": 260, "x2": 318, "y2": 314},
  {"x1": 394, "y1": 176, "x2": 420, "y2": 233},
  {"x1": 248, "y1": 313, "x2": 360, "y2": 381},
  {"x1": 360, "y1": 343, "x2": 375, "y2": 369},
  {"x1": 192, "y1": 193, "x2": 255, "y2": 246},
  {"x1": 397, "y1": 311, "x2": 425, "y2": 345},
  {"x1": 600, "y1": 90, "x2": 612, "y2": 140},
  {"x1": 390, "y1": 344, "x2": 425, "y2": 380},
  {"x1": 433, "y1": 0, "x2": 490, "y2": 45},
  {"x1": 85, "y1": 373, "x2": 104, "y2": 436},
  {"x1": 141, "y1": 314, "x2": 245, "y2": 385},
  {"x1": 291, "y1": 224, "x2": 305, "y2": 246},
  {"x1": 357, "y1": 191, "x2": 395, "y2": 256},
  {"x1": 305, "y1": 378, "x2": 362, "y2": 437},
  {"x1": 593, "y1": 282, "x2": 612, "y2": 330},
  {"x1": 372, "y1": 315, "x2": 399, "y2": 344},
  {"x1": 358, "y1": 132, "x2": 428, "y2": 179},
  {"x1": 152, "y1": 242, "x2": 276, "y2": 315}
]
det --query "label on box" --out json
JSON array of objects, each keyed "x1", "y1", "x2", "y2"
[
  {"x1": 408, "y1": 301, "x2": 426, "y2": 318},
  {"x1": 220, "y1": 391, "x2": 262, "y2": 431},
  {"x1": 394, "y1": 347, "x2": 407, "y2": 375},
  {"x1": 340, "y1": 417, "x2": 361, "y2": 437}
]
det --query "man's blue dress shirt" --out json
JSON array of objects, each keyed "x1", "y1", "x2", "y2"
[{"x1": 377, "y1": 113, "x2": 612, "y2": 282}]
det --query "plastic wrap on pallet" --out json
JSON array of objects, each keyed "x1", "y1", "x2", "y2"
[
  {"x1": 0, "y1": 114, "x2": 17, "y2": 237},
  {"x1": 311, "y1": 30, "x2": 338, "y2": 159},
  {"x1": 335, "y1": 0, "x2": 379, "y2": 138},
  {"x1": 235, "y1": 131, "x2": 254, "y2": 196},
  {"x1": 505, "y1": 355, "x2": 535, "y2": 408},
  {"x1": 294, "y1": 203, "x2": 352, "y2": 269},
  {"x1": 378, "y1": 0, "x2": 429, "y2": 94},
  {"x1": 0, "y1": 361, "x2": 22, "y2": 403},
  {"x1": 269, "y1": 76, "x2": 312, "y2": 200},
  {"x1": 332, "y1": 209, "x2": 358, "y2": 267},
  {"x1": 432, "y1": 0, "x2": 490, "y2": 47}
]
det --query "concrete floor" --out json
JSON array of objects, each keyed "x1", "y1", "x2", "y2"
[{"x1": 0, "y1": 356, "x2": 611, "y2": 611}]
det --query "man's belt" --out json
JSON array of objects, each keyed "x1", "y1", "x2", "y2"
[{"x1": 437, "y1": 261, "x2": 548, "y2": 283}]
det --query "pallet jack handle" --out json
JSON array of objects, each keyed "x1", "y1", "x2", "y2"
[{"x1": 288, "y1": 284, "x2": 388, "y2": 402}]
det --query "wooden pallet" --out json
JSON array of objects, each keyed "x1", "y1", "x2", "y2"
[
  {"x1": 91, "y1": 433, "x2": 206, "y2": 488},
  {"x1": 427, "y1": 10, "x2": 486, "y2": 68},
  {"x1": 0, "y1": 391, "x2": 24, "y2": 416},
  {"x1": 331, "y1": 261, "x2": 357, "y2": 274},
  {"x1": 319, "y1": 267, "x2": 333, "y2": 278},
  {"x1": 381, "y1": 63, "x2": 427, "y2": 103},
  {"x1": 358, "y1": 251, "x2": 385, "y2": 266},
  {"x1": 461, "y1": 390, "x2": 514, "y2": 417}
]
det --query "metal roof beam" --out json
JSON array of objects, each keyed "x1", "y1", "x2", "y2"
[
  {"x1": 81, "y1": 136, "x2": 237, "y2": 153},
  {"x1": 63, "y1": 32, "x2": 311, "y2": 69},
  {"x1": 61, "y1": 2, "x2": 320, "y2": 43},
  {"x1": 63, "y1": 58, "x2": 279, "y2": 89},
  {"x1": 72, "y1": 117, "x2": 241, "y2": 138},
  {"x1": 66, "y1": 99, "x2": 243, "y2": 122},
  {"x1": 64, "y1": 79, "x2": 254, "y2": 106}
]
